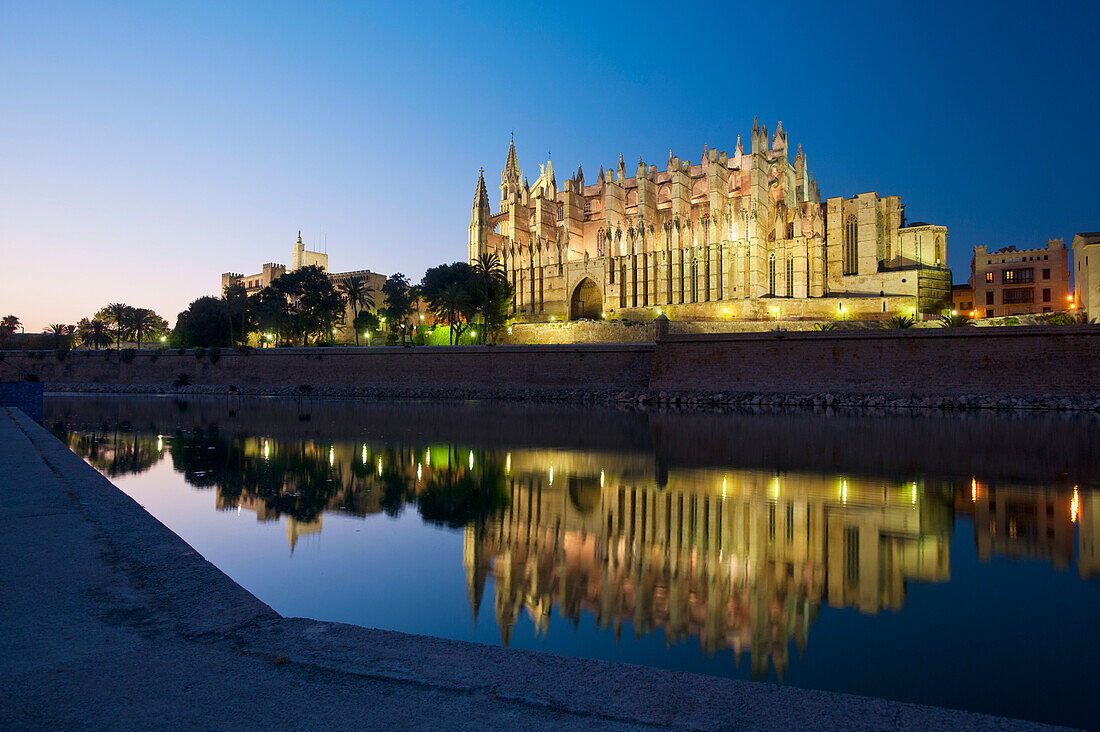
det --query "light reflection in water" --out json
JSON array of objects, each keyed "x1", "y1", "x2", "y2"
[{"x1": 45, "y1": 396, "x2": 1100, "y2": 729}]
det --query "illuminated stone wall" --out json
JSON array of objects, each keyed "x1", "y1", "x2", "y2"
[{"x1": 5, "y1": 324, "x2": 1100, "y2": 397}]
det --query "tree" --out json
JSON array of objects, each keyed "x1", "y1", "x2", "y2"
[
  {"x1": 0, "y1": 315, "x2": 20, "y2": 336},
  {"x1": 381, "y1": 272, "x2": 415, "y2": 345},
  {"x1": 77, "y1": 318, "x2": 112, "y2": 350},
  {"x1": 471, "y1": 253, "x2": 509, "y2": 344},
  {"x1": 252, "y1": 286, "x2": 289, "y2": 346},
  {"x1": 222, "y1": 281, "x2": 250, "y2": 347},
  {"x1": 46, "y1": 323, "x2": 74, "y2": 349},
  {"x1": 126, "y1": 308, "x2": 168, "y2": 348},
  {"x1": 421, "y1": 263, "x2": 477, "y2": 345},
  {"x1": 172, "y1": 297, "x2": 232, "y2": 347},
  {"x1": 274, "y1": 265, "x2": 345, "y2": 345},
  {"x1": 353, "y1": 310, "x2": 380, "y2": 345},
  {"x1": 339, "y1": 277, "x2": 376, "y2": 346},
  {"x1": 97, "y1": 303, "x2": 132, "y2": 352}
]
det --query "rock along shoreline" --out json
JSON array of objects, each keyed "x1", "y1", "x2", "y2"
[{"x1": 43, "y1": 382, "x2": 1100, "y2": 413}]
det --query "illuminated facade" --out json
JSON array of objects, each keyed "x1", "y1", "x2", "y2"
[
  {"x1": 971, "y1": 239, "x2": 1072, "y2": 318},
  {"x1": 469, "y1": 122, "x2": 952, "y2": 323}
]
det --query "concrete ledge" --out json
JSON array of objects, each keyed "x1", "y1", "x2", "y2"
[{"x1": 0, "y1": 407, "x2": 1070, "y2": 730}]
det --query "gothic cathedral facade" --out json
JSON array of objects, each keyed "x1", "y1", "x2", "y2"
[{"x1": 469, "y1": 122, "x2": 950, "y2": 322}]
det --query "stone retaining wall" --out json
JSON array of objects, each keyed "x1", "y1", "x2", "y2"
[{"x1": 4, "y1": 325, "x2": 1100, "y2": 401}]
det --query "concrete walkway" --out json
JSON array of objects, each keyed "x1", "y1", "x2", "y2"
[{"x1": 0, "y1": 407, "x2": 1067, "y2": 731}]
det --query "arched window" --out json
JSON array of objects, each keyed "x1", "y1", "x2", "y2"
[
  {"x1": 691, "y1": 258, "x2": 699, "y2": 302},
  {"x1": 785, "y1": 256, "x2": 794, "y2": 297},
  {"x1": 596, "y1": 229, "x2": 605, "y2": 257},
  {"x1": 844, "y1": 214, "x2": 858, "y2": 275},
  {"x1": 935, "y1": 235, "x2": 944, "y2": 266},
  {"x1": 768, "y1": 253, "x2": 777, "y2": 295}
]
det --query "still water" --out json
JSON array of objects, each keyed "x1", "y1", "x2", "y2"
[{"x1": 46, "y1": 395, "x2": 1100, "y2": 729}]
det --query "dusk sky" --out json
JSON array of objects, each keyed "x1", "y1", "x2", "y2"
[{"x1": 2, "y1": 0, "x2": 1098, "y2": 331}]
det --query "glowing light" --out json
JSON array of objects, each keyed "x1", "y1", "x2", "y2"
[
  {"x1": 841, "y1": 479, "x2": 848, "y2": 505},
  {"x1": 911, "y1": 482, "x2": 918, "y2": 505},
  {"x1": 971, "y1": 477, "x2": 977, "y2": 502},
  {"x1": 265, "y1": 333, "x2": 274, "y2": 341},
  {"x1": 425, "y1": 448, "x2": 431, "y2": 466},
  {"x1": 549, "y1": 316, "x2": 556, "y2": 321},
  {"x1": 505, "y1": 452, "x2": 511, "y2": 473},
  {"x1": 263, "y1": 440, "x2": 270, "y2": 460},
  {"x1": 722, "y1": 477, "x2": 727, "y2": 500},
  {"x1": 951, "y1": 309, "x2": 957, "y2": 316},
  {"x1": 600, "y1": 469, "x2": 605, "y2": 487},
  {"x1": 361, "y1": 445, "x2": 367, "y2": 465},
  {"x1": 416, "y1": 462, "x2": 422, "y2": 482},
  {"x1": 376, "y1": 457, "x2": 382, "y2": 477},
  {"x1": 156, "y1": 435, "x2": 163, "y2": 451},
  {"x1": 329, "y1": 446, "x2": 334, "y2": 466},
  {"x1": 1071, "y1": 486, "x2": 1079, "y2": 523},
  {"x1": 771, "y1": 476, "x2": 780, "y2": 500},
  {"x1": 468, "y1": 451, "x2": 474, "y2": 470},
  {"x1": 470, "y1": 330, "x2": 477, "y2": 338},
  {"x1": 548, "y1": 465, "x2": 554, "y2": 485},
  {"x1": 601, "y1": 312, "x2": 607, "y2": 318},
  {"x1": 159, "y1": 335, "x2": 167, "y2": 343}
]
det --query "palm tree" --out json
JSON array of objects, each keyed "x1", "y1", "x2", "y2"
[
  {"x1": 437, "y1": 283, "x2": 469, "y2": 345},
  {"x1": 471, "y1": 252, "x2": 506, "y2": 344},
  {"x1": 0, "y1": 314, "x2": 20, "y2": 339},
  {"x1": 46, "y1": 323, "x2": 71, "y2": 349},
  {"x1": 78, "y1": 318, "x2": 112, "y2": 350},
  {"x1": 127, "y1": 308, "x2": 161, "y2": 348},
  {"x1": 339, "y1": 277, "x2": 375, "y2": 346},
  {"x1": 104, "y1": 303, "x2": 131, "y2": 352}
]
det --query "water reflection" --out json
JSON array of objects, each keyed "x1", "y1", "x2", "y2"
[{"x1": 53, "y1": 406, "x2": 1098, "y2": 686}]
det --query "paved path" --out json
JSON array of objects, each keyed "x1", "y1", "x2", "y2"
[{"x1": 0, "y1": 407, "x2": 1069, "y2": 730}]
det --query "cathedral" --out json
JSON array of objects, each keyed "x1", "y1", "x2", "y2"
[{"x1": 469, "y1": 122, "x2": 951, "y2": 322}]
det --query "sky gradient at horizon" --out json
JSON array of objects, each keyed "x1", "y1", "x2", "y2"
[{"x1": 2, "y1": 0, "x2": 1098, "y2": 330}]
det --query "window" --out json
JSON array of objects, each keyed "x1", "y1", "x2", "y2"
[
  {"x1": 768, "y1": 253, "x2": 776, "y2": 295},
  {"x1": 785, "y1": 257, "x2": 794, "y2": 297},
  {"x1": 844, "y1": 215, "x2": 858, "y2": 275},
  {"x1": 986, "y1": 308, "x2": 994, "y2": 318},
  {"x1": 986, "y1": 291, "x2": 994, "y2": 305},
  {"x1": 1002, "y1": 268, "x2": 1033, "y2": 284},
  {"x1": 1043, "y1": 288, "x2": 1051, "y2": 302},
  {"x1": 985, "y1": 272, "x2": 993, "y2": 283},
  {"x1": 1003, "y1": 288, "x2": 1034, "y2": 304},
  {"x1": 1044, "y1": 255, "x2": 1049, "y2": 260},
  {"x1": 1042, "y1": 268, "x2": 1050, "y2": 279}
]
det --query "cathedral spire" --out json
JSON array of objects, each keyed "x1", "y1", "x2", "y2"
[
  {"x1": 473, "y1": 168, "x2": 489, "y2": 208},
  {"x1": 616, "y1": 152, "x2": 625, "y2": 181},
  {"x1": 504, "y1": 138, "x2": 520, "y2": 185}
]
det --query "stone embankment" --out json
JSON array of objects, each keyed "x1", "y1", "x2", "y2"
[{"x1": 5, "y1": 324, "x2": 1100, "y2": 412}]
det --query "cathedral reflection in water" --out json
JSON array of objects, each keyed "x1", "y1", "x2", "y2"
[{"x1": 59, "y1": 424, "x2": 1097, "y2": 681}]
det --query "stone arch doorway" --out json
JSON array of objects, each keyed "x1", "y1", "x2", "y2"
[{"x1": 569, "y1": 278, "x2": 602, "y2": 320}]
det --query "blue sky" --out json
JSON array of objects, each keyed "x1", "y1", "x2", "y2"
[{"x1": 2, "y1": 0, "x2": 1097, "y2": 329}]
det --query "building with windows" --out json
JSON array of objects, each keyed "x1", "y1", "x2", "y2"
[
  {"x1": 1072, "y1": 232, "x2": 1100, "y2": 317},
  {"x1": 952, "y1": 284, "x2": 975, "y2": 316},
  {"x1": 469, "y1": 122, "x2": 951, "y2": 323},
  {"x1": 971, "y1": 239, "x2": 1071, "y2": 318},
  {"x1": 221, "y1": 232, "x2": 389, "y2": 340}
]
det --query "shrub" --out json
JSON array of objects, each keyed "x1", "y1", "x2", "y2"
[
  {"x1": 885, "y1": 314, "x2": 916, "y2": 329},
  {"x1": 173, "y1": 372, "x2": 191, "y2": 388},
  {"x1": 193, "y1": 347, "x2": 207, "y2": 360},
  {"x1": 1003, "y1": 316, "x2": 1020, "y2": 326},
  {"x1": 235, "y1": 345, "x2": 252, "y2": 355},
  {"x1": 813, "y1": 323, "x2": 838, "y2": 331},
  {"x1": 207, "y1": 347, "x2": 221, "y2": 364},
  {"x1": 119, "y1": 349, "x2": 136, "y2": 363},
  {"x1": 938, "y1": 313, "x2": 973, "y2": 328}
]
